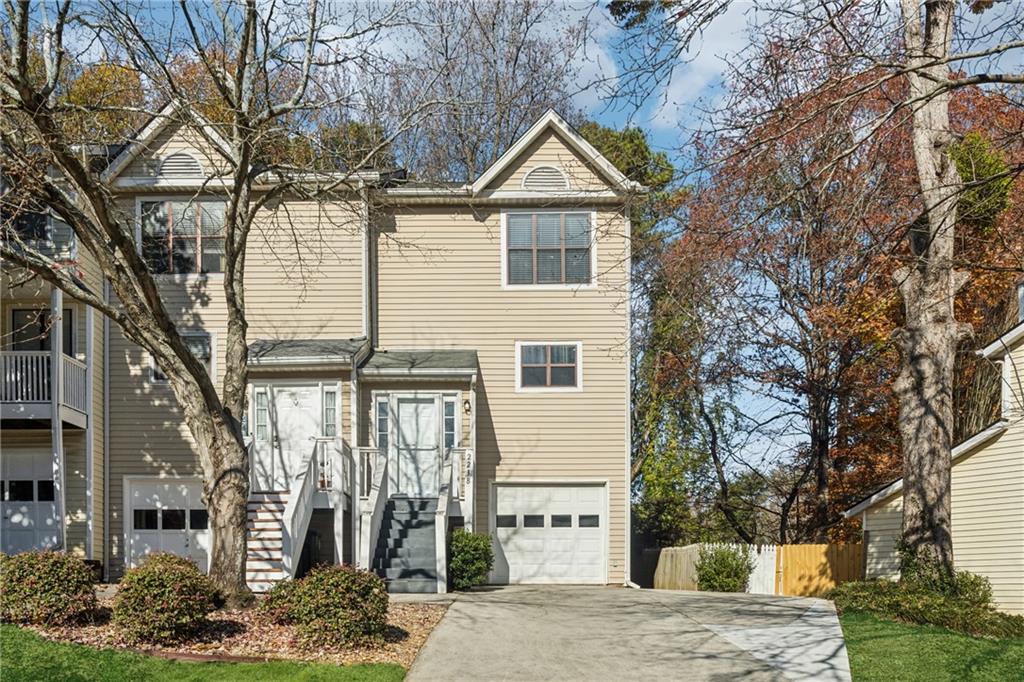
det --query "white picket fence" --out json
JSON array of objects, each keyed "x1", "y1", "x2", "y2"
[{"x1": 653, "y1": 543, "x2": 779, "y2": 595}]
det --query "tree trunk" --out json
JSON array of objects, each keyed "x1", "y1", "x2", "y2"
[
  {"x1": 174, "y1": 376, "x2": 253, "y2": 607},
  {"x1": 896, "y1": 0, "x2": 965, "y2": 577}
]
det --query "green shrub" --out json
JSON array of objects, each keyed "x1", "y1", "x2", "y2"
[
  {"x1": 259, "y1": 565, "x2": 388, "y2": 649},
  {"x1": 112, "y1": 553, "x2": 216, "y2": 645},
  {"x1": 0, "y1": 551, "x2": 97, "y2": 625},
  {"x1": 259, "y1": 577, "x2": 303, "y2": 625},
  {"x1": 448, "y1": 529, "x2": 494, "y2": 591},
  {"x1": 695, "y1": 545, "x2": 754, "y2": 593},
  {"x1": 830, "y1": 579, "x2": 1024, "y2": 639}
]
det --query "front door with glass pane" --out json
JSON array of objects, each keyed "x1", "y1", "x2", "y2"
[
  {"x1": 392, "y1": 396, "x2": 441, "y2": 497},
  {"x1": 251, "y1": 384, "x2": 322, "y2": 492}
]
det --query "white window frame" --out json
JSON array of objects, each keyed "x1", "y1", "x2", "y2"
[
  {"x1": 134, "y1": 196, "x2": 226, "y2": 281},
  {"x1": 514, "y1": 341, "x2": 584, "y2": 393},
  {"x1": 150, "y1": 330, "x2": 216, "y2": 384},
  {"x1": 500, "y1": 209, "x2": 598, "y2": 290},
  {"x1": 322, "y1": 383, "x2": 341, "y2": 438}
]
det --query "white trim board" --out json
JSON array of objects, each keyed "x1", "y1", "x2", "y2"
[
  {"x1": 979, "y1": 322, "x2": 1024, "y2": 359},
  {"x1": 842, "y1": 420, "x2": 1010, "y2": 518}
]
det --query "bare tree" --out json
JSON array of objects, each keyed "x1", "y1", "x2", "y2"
[
  {"x1": 0, "y1": 0, "x2": 429, "y2": 605},
  {"x1": 610, "y1": 0, "x2": 1024, "y2": 575},
  {"x1": 389, "y1": 0, "x2": 595, "y2": 182}
]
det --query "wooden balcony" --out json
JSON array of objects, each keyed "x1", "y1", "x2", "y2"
[{"x1": 1, "y1": 351, "x2": 88, "y2": 427}]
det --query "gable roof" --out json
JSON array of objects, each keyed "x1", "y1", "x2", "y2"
[
  {"x1": 842, "y1": 419, "x2": 1010, "y2": 518},
  {"x1": 101, "y1": 101, "x2": 233, "y2": 183},
  {"x1": 470, "y1": 110, "x2": 645, "y2": 195},
  {"x1": 979, "y1": 320, "x2": 1024, "y2": 360}
]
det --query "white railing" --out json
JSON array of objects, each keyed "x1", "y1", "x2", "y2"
[
  {"x1": 446, "y1": 447, "x2": 475, "y2": 528},
  {"x1": 1, "y1": 351, "x2": 88, "y2": 413},
  {"x1": 358, "y1": 447, "x2": 379, "y2": 499},
  {"x1": 1, "y1": 351, "x2": 51, "y2": 403},
  {"x1": 61, "y1": 355, "x2": 88, "y2": 412},
  {"x1": 281, "y1": 440, "x2": 320, "y2": 577},
  {"x1": 434, "y1": 449, "x2": 460, "y2": 594},
  {"x1": 358, "y1": 449, "x2": 389, "y2": 570},
  {"x1": 315, "y1": 439, "x2": 333, "y2": 490}
]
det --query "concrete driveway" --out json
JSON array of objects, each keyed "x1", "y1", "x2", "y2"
[{"x1": 408, "y1": 586, "x2": 851, "y2": 682}]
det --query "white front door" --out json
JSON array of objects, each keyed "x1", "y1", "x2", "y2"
[
  {"x1": 1, "y1": 446, "x2": 59, "y2": 554},
  {"x1": 127, "y1": 479, "x2": 210, "y2": 572},
  {"x1": 252, "y1": 384, "x2": 321, "y2": 492},
  {"x1": 493, "y1": 484, "x2": 607, "y2": 584},
  {"x1": 394, "y1": 396, "x2": 440, "y2": 497}
]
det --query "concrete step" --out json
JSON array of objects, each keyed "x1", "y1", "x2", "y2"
[
  {"x1": 384, "y1": 577, "x2": 438, "y2": 594},
  {"x1": 377, "y1": 565, "x2": 438, "y2": 580},
  {"x1": 387, "y1": 497, "x2": 438, "y2": 513},
  {"x1": 377, "y1": 534, "x2": 435, "y2": 551},
  {"x1": 377, "y1": 545, "x2": 438, "y2": 561},
  {"x1": 247, "y1": 559, "x2": 283, "y2": 571},
  {"x1": 381, "y1": 517, "x2": 436, "y2": 531}
]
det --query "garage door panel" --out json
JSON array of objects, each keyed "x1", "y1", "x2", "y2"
[
  {"x1": 127, "y1": 480, "x2": 210, "y2": 573},
  {"x1": 493, "y1": 484, "x2": 606, "y2": 585}
]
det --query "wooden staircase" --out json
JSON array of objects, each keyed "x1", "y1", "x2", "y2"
[{"x1": 246, "y1": 492, "x2": 287, "y2": 592}]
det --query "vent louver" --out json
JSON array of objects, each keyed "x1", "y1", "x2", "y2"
[
  {"x1": 522, "y1": 166, "x2": 570, "y2": 192},
  {"x1": 158, "y1": 152, "x2": 203, "y2": 178}
]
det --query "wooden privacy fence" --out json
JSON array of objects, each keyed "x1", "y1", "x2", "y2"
[{"x1": 653, "y1": 543, "x2": 863, "y2": 597}]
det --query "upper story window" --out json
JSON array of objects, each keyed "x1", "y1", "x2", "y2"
[
  {"x1": 2, "y1": 208, "x2": 76, "y2": 259},
  {"x1": 140, "y1": 199, "x2": 225, "y2": 274},
  {"x1": 10, "y1": 308, "x2": 73, "y2": 355},
  {"x1": 152, "y1": 332, "x2": 211, "y2": 383},
  {"x1": 505, "y1": 211, "x2": 592, "y2": 286},
  {"x1": 516, "y1": 342, "x2": 582, "y2": 391}
]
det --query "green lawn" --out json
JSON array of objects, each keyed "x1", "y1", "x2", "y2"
[
  {"x1": 0, "y1": 625, "x2": 405, "y2": 682},
  {"x1": 840, "y1": 611, "x2": 1024, "y2": 682}
]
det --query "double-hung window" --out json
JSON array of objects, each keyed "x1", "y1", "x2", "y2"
[
  {"x1": 140, "y1": 199, "x2": 225, "y2": 274},
  {"x1": 152, "y1": 333, "x2": 212, "y2": 382},
  {"x1": 505, "y1": 211, "x2": 592, "y2": 285},
  {"x1": 517, "y1": 342, "x2": 582, "y2": 390}
]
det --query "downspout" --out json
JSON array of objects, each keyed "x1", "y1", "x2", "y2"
[
  {"x1": 623, "y1": 203, "x2": 633, "y2": 587},
  {"x1": 103, "y1": 280, "x2": 111, "y2": 580},
  {"x1": 84, "y1": 306, "x2": 94, "y2": 558}
]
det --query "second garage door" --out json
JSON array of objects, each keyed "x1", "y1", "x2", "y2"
[
  {"x1": 126, "y1": 479, "x2": 211, "y2": 572},
  {"x1": 494, "y1": 484, "x2": 606, "y2": 584}
]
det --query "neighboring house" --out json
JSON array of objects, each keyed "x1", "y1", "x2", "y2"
[
  {"x1": 1, "y1": 107, "x2": 639, "y2": 593},
  {"x1": 844, "y1": 295, "x2": 1024, "y2": 615}
]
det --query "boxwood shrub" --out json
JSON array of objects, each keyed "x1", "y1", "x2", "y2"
[
  {"x1": 113, "y1": 553, "x2": 216, "y2": 644},
  {"x1": 259, "y1": 564, "x2": 388, "y2": 649},
  {"x1": 449, "y1": 529, "x2": 494, "y2": 591},
  {"x1": 0, "y1": 551, "x2": 97, "y2": 625},
  {"x1": 831, "y1": 578, "x2": 1024, "y2": 639},
  {"x1": 695, "y1": 545, "x2": 755, "y2": 593}
]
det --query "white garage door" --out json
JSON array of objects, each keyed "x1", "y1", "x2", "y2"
[
  {"x1": 1, "y1": 447, "x2": 59, "y2": 554},
  {"x1": 127, "y1": 480, "x2": 210, "y2": 572},
  {"x1": 494, "y1": 484, "x2": 606, "y2": 584}
]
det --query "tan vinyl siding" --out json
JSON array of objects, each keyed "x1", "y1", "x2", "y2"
[
  {"x1": 484, "y1": 128, "x2": 609, "y2": 193},
  {"x1": 863, "y1": 494, "x2": 902, "y2": 580},
  {"x1": 375, "y1": 203, "x2": 630, "y2": 583},
  {"x1": 864, "y1": 422, "x2": 1024, "y2": 615}
]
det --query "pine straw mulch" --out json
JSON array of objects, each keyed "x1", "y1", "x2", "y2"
[{"x1": 26, "y1": 597, "x2": 448, "y2": 668}]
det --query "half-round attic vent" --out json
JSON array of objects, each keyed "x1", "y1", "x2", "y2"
[
  {"x1": 522, "y1": 165, "x2": 570, "y2": 191},
  {"x1": 158, "y1": 152, "x2": 203, "y2": 178}
]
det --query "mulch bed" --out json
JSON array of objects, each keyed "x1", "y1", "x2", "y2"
[{"x1": 27, "y1": 596, "x2": 447, "y2": 669}]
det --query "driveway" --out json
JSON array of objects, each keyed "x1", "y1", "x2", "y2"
[{"x1": 408, "y1": 586, "x2": 850, "y2": 682}]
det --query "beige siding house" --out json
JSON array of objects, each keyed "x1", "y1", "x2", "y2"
[
  {"x1": 845, "y1": 314, "x2": 1024, "y2": 615},
  {"x1": 2, "y1": 107, "x2": 638, "y2": 593}
]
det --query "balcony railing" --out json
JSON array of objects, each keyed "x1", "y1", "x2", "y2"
[{"x1": 0, "y1": 351, "x2": 88, "y2": 413}]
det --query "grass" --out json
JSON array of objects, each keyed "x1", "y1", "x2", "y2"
[
  {"x1": 840, "y1": 611, "x2": 1024, "y2": 682},
  {"x1": 0, "y1": 625, "x2": 406, "y2": 682}
]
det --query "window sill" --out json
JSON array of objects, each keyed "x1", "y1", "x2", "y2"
[
  {"x1": 153, "y1": 273, "x2": 225, "y2": 283},
  {"x1": 514, "y1": 385, "x2": 584, "y2": 394},
  {"x1": 502, "y1": 282, "x2": 597, "y2": 292}
]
